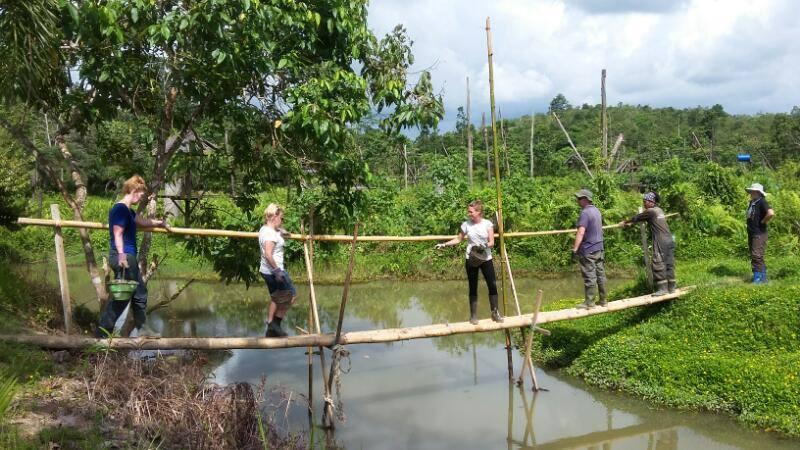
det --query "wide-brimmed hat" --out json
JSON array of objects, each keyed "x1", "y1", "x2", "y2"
[
  {"x1": 745, "y1": 183, "x2": 767, "y2": 196},
  {"x1": 574, "y1": 189, "x2": 593, "y2": 201}
]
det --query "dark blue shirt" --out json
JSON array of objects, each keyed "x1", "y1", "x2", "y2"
[
  {"x1": 576, "y1": 204, "x2": 604, "y2": 255},
  {"x1": 108, "y1": 203, "x2": 137, "y2": 254}
]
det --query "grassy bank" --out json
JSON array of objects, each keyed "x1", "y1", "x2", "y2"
[
  {"x1": 527, "y1": 256, "x2": 800, "y2": 437},
  {"x1": 0, "y1": 266, "x2": 322, "y2": 449}
]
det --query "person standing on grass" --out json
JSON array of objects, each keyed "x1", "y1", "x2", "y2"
[
  {"x1": 621, "y1": 192, "x2": 676, "y2": 296},
  {"x1": 95, "y1": 175, "x2": 170, "y2": 338},
  {"x1": 435, "y1": 200, "x2": 503, "y2": 324},
  {"x1": 259, "y1": 203, "x2": 297, "y2": 337},
  {"x1": 745, "y1": 183, "x2": 774, "y2": 284},
  {"x1": 571, "y1": 189, "x2": 607, "y2": 309}
]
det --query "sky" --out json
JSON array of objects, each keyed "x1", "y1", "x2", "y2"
[{"x1": 367, "y1": 0, "x2": 800, "y2": 131}]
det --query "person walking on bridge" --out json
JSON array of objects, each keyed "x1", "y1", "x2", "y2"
[
  {"x1": 621, "y1": 192, "x2": 676, "y2": 296},
  {"x1": 745, "y1": 183, "x2": 774, "y2": 284},
  {"x1": 259, "y1": 203, "x2": 297, "y2": 337},
  {"x1": 571, "y1": 189, "x2": 607, "y2": 309},
  {"x1": 435, "y1": 200, "x2": 503, "y2": 324},
  {"x1": 95, "y1": 175, "x2": 170, "y2": 338}
]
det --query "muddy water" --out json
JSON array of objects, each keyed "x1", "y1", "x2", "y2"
[{"x1": 49, "y1": 267, "x2": 797, "y2": 449}]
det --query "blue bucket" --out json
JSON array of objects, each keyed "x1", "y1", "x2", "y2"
[{"x1": 737, "y1": 153, "x2": 751, "y2": 162}]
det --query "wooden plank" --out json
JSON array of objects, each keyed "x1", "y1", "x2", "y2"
[
  {"x1": 0, "y1": 288, "x2": 692, "y2": 350},
  {"x1": 50, "y1": 205, "x2": 72, "y2": 334}
]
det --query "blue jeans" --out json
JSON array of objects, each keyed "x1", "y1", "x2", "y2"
[
  {"x1": 261, "y1": 270, "x2": 297, "y2": 296},
  {"x1": 96, "y1": 251, "x2": 148, "y2": 337}
]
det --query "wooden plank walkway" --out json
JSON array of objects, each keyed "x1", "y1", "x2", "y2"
[{"x1": 0, "y1": 288, "x2": 690, "y2": 350}]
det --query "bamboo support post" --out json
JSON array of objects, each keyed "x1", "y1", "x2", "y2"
[
  {"x1": 50, "y1": 204, "x2": 72, "y2": 333},
  {"x1": 323, "y1": 223, "x2": 359, "y2": 427},
  {"x1": 638, "y1": 207, "x2": 654, "y2": 289},
  {"x1": 485, "y1": 16, "x2": 514, "y2": 381},
  {"x1": 517, "y1": 290, "x2": 544, "y2": 390},
  {"x1": 301, "y1": 223, "x2": 334, "y2": 428},
  {"x1": 601, "y1": 69, "x2": 608, "y2": 160},
  {"x1": 466, "y1": 76, "x2": 473, "y2": 186}
]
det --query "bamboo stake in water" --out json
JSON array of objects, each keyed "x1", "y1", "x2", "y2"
[
  {"x1": 486, "y1": 16, "x2": 514, "y2": 380},
  {"x1": 324, "y1": 223, "x2": 359, "y2": 427},
  {"x1": 301, "y1": 222, "x2": 334, "y2": 428},
  {"x1": 51, "y1": 205, "x2": 72, "y2": 334}
]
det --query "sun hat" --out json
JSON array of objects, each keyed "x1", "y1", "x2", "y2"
[
  {"x1": 574, "y1": 189, "x2": 593, "y2": 201},
  {"x1": 744, "y1": 183, "x2": 767, "y2": 196}
]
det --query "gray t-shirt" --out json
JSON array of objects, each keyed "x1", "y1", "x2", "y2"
[
  {"x1": 631, "y1": 206, "x2": 673, "y2": 245},
  {"x1": 576, "y1": 204, "x2": 604, "y2": 255}
]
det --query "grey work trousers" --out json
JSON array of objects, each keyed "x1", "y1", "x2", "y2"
[
  {"x1": 652, "y1": 239, "x2": 675, "y2": 283},
  {"x1": 579, "y1": 250, "x2": 607, "y2": 292},
  {"x1": 748, "y1": 232, "x2": 768, "y2": 272}
]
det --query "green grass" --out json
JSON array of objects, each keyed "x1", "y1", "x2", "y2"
[{"x1": 524, "y1": 255, "x2": 800, "y2": 437}]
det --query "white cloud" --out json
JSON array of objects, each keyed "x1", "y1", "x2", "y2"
[{"x1": 368, "y1": 0, "x2": 800, "y2": 130}]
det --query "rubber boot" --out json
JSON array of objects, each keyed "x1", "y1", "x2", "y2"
[
  {"x1": 652, "y1": 280, "x2": 669, "y2": 296},
  {"x1": 469, "y1": 296, "x2": 479, "y2": 325},
  {"x1": 265, "y1": 321, "x2": 278, "y2": 338},
  {"x1": 597, "y1": 283, "x2": 608, "y2": 307},
  {"x1": 667, "y1": 279, "x2": 677, "y2": 294},
  {"x1": 752, "y1": 271, "x2": 760, "y2": 284},
  {"x1": 489, "y1": 294, "x2": 503, "y2": 323},
  {"x1": 272, "y1": 317, "x2": 288, "y2": 337},
  {"x1": 761, "y1": 270, "x2": 768, "y2": 284},
  {"x1": 577, "y1": 285, "x2": 597, "y2": 309}
]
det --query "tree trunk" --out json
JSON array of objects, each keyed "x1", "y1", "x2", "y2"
[
  {"x1": 529, "y1": 112, "x2": 535, "y2": 177},
  {"x1": 601, "y1": 69, "x2": 608, "y2": 160}
]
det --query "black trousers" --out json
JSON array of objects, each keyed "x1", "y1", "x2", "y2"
[{"x1": 466, "y1": 259, "x2": 498, "y2": 297}]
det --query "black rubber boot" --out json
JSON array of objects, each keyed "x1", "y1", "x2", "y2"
[
  {"x1": 469, "y1": 296, "x2": 479, "y2": 325},
  {"x1": 597, "y1": 283, "x2": 608, "y2": 307},
  {"x1": 667, "y1": 279, "x2": 677, "y2": 293},
  {"x1": 272, "y1": 317, "x2": 288, "y2": 337},
  {"x1": 577, "y1": 285, "x2": 597, "y2": 309},
  {"x1": 265, "y1": 321, "x2": 278, "y2": 337},
  {"x1": 489, "y1": 294, "x2": 503, "y2": 322},
  {"x1": 652, "y1": 281, "x2": 669, "y2": 296}
]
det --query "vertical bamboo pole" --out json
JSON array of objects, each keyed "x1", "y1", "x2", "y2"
[
  {"x1": 506, "y1": 381, "x2": 514, "y2": 450},
  {"x1": 639, "y1": 207, "x2": 654, "y2": 289},
  {"x1": 517, "y1": 290, "x2": 543, "y2": 391},
  {"x1": 324, "y1": 224, "x2": 359, "y2": 426},
  {"x1": 485, "y1": 16, "x2": 514, "y2": 380},
  {"x1": 330, "y1": 224, "x2": 359, "y2": 345},
  {"x1": 601, "y1": 69, "x2": 608, "y2": 160},
  {"x1": 482, "y1": 112, "x2": 491, "y2": 181},
  {"x1": 301, "y1": 222, "x2": 334, "y2": 428},
  {"x1": 466, "y1": 77, "x2": 474, "y2": 186},
  {"x1": 51, "y1": 204, "x2": 72, "y2": 333},
  {"x1": 529, "y1": 112, "x2": 535, "y2": 178}
]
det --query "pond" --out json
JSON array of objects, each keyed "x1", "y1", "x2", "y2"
[{"x1": 42, "y1": 266, "x2": 799, "y2": 449}]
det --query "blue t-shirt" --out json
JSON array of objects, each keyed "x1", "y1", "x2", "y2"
[
  {"x1": 108, "y1": 203, "x2": 137, "y2": 254},
  {"x1": 576, "y1": 204, "x2": 604, "y2": 255}
]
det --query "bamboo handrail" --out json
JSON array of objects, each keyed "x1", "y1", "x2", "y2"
[
  {"x1": 15, "y1": 214, "x2": 677, "y2": 243},
  {"x1": 0, "y1": 288, "x2": 692, "y2": 350}
]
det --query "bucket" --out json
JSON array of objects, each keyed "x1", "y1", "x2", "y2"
[
  {"x1": 109, "y1": 269, "x2": 138, "y2": 301},
  {"x1": 737, "y1": 153, "x2": 751, "y2": 162}
]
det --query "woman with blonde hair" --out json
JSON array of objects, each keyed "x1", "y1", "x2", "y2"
[
  {"x1": 96, "y1": 175, "x2": 170, "y2": 337},
  {"x1": 435, "y1": 200, "x2": 502, "y2": 324},
  {"x1": 259, "y1": 203, "x2": 297, "y2": 337}
]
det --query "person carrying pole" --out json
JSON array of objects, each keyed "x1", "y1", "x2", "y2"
[
  {"x1": 95, "y1": 175, "x2": 170, "y2": 338},
  {"x1": 435, "y1": 200, "x2": 503, "y2": 324},
  {"x1": 621, "y1": 192, "x2": 676, "y2": 296},
  {"x1": 571, "y1": 189, "x2": 607, "y2": 309},
  {"x1": 259, "y1": 203, "x2": 297, "y2": 337},
  {"x1": 745, "y1": 183, "x2": 774, "y2": 284}
]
